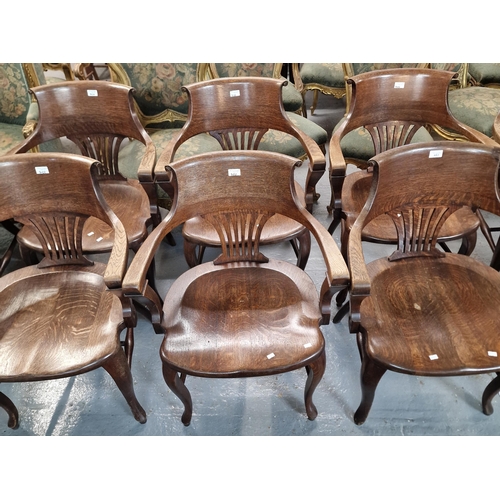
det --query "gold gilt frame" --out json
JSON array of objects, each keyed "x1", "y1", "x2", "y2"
[
  {"x1": 21, "y1": 63, "x2": 43, "y2": 138},
  {"x1": 107, "y1": 63, "x2": 207, "y2": 128},
  {"x1": 291, "y1": 63, "x2": 347, "y2": 117}
]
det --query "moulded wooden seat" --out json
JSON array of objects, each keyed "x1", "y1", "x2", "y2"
[
  {"x1": 328, "y1": 69, "x2": 499, "y2": 317},
  {"x1": 122, "y1": 150, "x2": 349, "y2": 426},
  {"x1": 7, "y1": 80, "x2": 159, "y2": 286},
  {"x1": 0, "y1": 153, "x2": 147, "y2": 429},
  {"x1": 347, "y1": 141, "x2": 500, "y2": 424},
  {"x1": 155, "y1": 77, "x2": 327, "y2": 269}
]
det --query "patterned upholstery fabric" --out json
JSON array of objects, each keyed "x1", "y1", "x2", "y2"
[
  {"x1": 468, "y1": 63, "x2": 500, "y2": 86},
  {"x1": 336, "y1": 120, "x2": 434, "y2": 161},
  {"x1": 211, "y1": 63, "x2": 303, "y2": 113},
  {"x1": 0, "y1": 63, "x2": 49, "y2": 155},
  {"x1": 350, "y1": 63, "x2": 424, "y2": 75},
  {"x1": 429, "y1": 63, "x2": 462, "y2": 72},
  {"x1": 0, "y1": 64, "x2": 34, "y2": 126},
  {"x1": 119, "y1": 63, "x2": 200, "y2": 123},
  {"x1": 300, "y1": 63, "x2": 345, "y2": 87},
  {"x1": 448, "y1": 87, "x2": 500, "y2": 137}
]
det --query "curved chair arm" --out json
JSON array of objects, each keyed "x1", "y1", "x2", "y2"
[
  {"x1": 300, "y1": 208, "x2": 349, "y2": 324},
  {"x1": 154, "y1": 129, "x2": 184, "y2": 183},
  {"x1": 102, "y1": 207, "x2": 129, "y2": 290},
  {"x1": 347, "y1": 221, "x2": 370, "y2": 334}
]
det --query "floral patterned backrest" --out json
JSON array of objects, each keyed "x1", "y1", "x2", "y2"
[
  {"x1": 210, "y1": 63, "x2": 282, "y2": 79},
  {"x1": 108, "y1": 63, "x2": 202, "y2": 128},
  {"x1": 0, "y1": 63, "x2": 45, "y2": 126}
]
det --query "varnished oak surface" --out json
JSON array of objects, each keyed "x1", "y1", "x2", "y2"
[
  {"x1": 17, "y1": 179, "x2": 150, "y2": 253},
  {"x1": 0, "y1": 263, "x2": 122, "y2": 380},
  {"x1": 183, "y1": 182, "x2": 309, "y2": 247},
  {"x1": 161, "y1": 260, "x2": 324, "y2": 376},
  {"x1": 342, "y1": 171, "x2": 480, "y2": 242},
  {"x1": 360, "y1": 253, "x2": 500, "y2": 375}
]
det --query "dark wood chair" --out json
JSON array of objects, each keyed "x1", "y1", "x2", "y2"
[
  {"x1": 328, "y1": 69, "x2": 500, "y2": 316},
  {"x1": 155, "y1": 77, "x2": 327, "y2": 269},
  {"x1": 7, "y1": 80, "x2": 160, "y2": 288},
  {"x1": 122, "y1": 150, "x2": 349, "y2": 426},
  {"x1": 347, "y1": 141, "x2": 500, "y2": 424},
  {"x1": 0, "y1": 153, "x2": 147, "y2": 429}
]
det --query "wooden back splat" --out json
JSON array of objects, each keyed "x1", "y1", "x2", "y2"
[
  {"x1": 365, "y1": 122, "x2": 422, "y2": 155},
  {"x1": 203, "y1": 210, "x2": 273, "y2": 264},
  {"x1": 387, "y1": 204, "x2": 461, "y2": 261},
  {"x1": 68, "y1": 134, "x2": 125, "y2": 179}
]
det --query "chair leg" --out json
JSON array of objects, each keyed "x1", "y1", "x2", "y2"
[
  {"x1": 482, "y1": 372, "x2": 500, "y2": 416},
  {"x1": 162, "y1": 362, "x2": 193, "y2": 426},
  {"x1": 304, "y1": 350, "x2": 326, "y2": 420},
  {"x1": 0, "y1": 391, "x2": 19, "y2": 429},
  {"x1": 123, "y1": 327, "x2": 134, "y2": 368},
  {"x1": 310, "y1": 89, "x2": 319, "y2": 116},
  {"x1": 289, "y1": 230, "x2": 311, "y2": 270},
  {"x1": 332, "y1": 301, "x2": 349, "y2": 324},
  {"x1": 354, "y1": 338, "x2": 387, "y2": 425},
  {"x1": 102, "y1": 348, "x2": 147, "y2": 424},
  {"x1": 19, "y1": 243, "x2": 39, "y2": 266},
  {"x1": 183, "y1": 239, "x2": 206, "y2": 268},
  {"x1": 457, "y1": 231, "x2": 477, "y2": 256}
]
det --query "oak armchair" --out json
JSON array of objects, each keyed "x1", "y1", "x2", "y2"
[
  {"x1": 7, "y1": 80, "x2": 160, "y2": 290},
  {"x1": 347, "y1": 141, "x2": 500, "y2": 424},
  {"x1": 155, "y1": 77, "x2": 327, "y2": 268},
  {"x1": 122, "y1": 150, "x2": 349, "y2": 426},
  {"x1": 328, "y1": 68, "x2": 497, "y2": 265},
  {"x1": 0, "y1": 153, "x2": 146, "y2": 429}
]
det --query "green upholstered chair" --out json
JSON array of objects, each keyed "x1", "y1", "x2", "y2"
[
  {"x1": 207, "y1": 63, "x2": 304, "y2": 114},
  {"x1": 468, "y1": 63, "x2": 500, "y2": 88},
  {"x1": 0, "y1": 63, "x2": 45, "y2": 156},
  {"x1": 292, "y1": 63, "x2": 346, "y2": 117},
  {"x1": 427, "y1": 64, "x2": 500, "y2": 141}
]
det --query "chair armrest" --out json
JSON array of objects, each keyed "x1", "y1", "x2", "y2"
[
  {"x1": 347, "y1": 221, "x2": 371, "y2": 333},
  {"x1": 301, "y1": 209, "x2": 349, "y2": 324},
  {"x1": 294, "y1": 127, "x2": 326, "y2": 212},
  {"x1": 328, "y1": 124, "x2": 349, "y2": 215},
  {"x1": 137, "y1": 141, "x2": 156, "y2": 183},
  {"x1": 103, "y1": 215, "x2": 128, "y2": 289}
]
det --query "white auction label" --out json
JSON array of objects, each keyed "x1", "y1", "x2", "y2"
[
  {"x1": 228, "y1": 169, "x2": 241, "y2": 176},
  {"x1": 87, "y1": 89, "x2": 98, "y2": 96},
  {"x1": 429, "y1": 150, "x2": 443, "y2": 158},
  {"x1": 394, "y1": 82, "x2": 405, "y2": 88},
  {"x1": 35, "y1": 166, "x2": 49, "y2": 174},
  {"x1": 429, "y1": 354, "x2": 439, "y2": 360},
  {"x1": 229, "y1": 90, "x2": 240, "y2": 97}
]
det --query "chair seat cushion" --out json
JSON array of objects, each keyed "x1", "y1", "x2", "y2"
[
  {"x1": 337, "y1": 121, "x2": 433, "y2": 162},
  {"x1": 342, "y1": 170, "x2": 480, "y2": 241},
  {"x1": 448, "y1": 87, "x2": 500, "y2": 137},
  {"x1": 300, "y1": 63, "x2": 345, "y2": 88},
  {"x1": 281, "y1": 79, "x2": 303, "y2": 113},
  {"x1": 0, "y1": 122, "x2": 25, "y2": 155},
  {"x1": 17, "y1": 179, "x2": 150, "y2": 253},
  {"x1": 0, "y1": 263, "x2": 122, "y2": 380},
  {"x1": 360, "y1": 253, "x2": 500, "y2": 375},
  {"x1": 160, "y1": 260, "x2": 324, "y2": 376},
  {"x1": 469, "y1": 63, "x2": 500, "y2": 86}
]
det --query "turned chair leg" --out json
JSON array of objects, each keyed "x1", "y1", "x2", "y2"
[
  {"x1": 482, "y1": 372, "x2": 500, "y2": 416},
  {"x1": 354, "y1": 342, "x2": 387, "y2": 425},
  {"x1": 304, "y1": 350, "x2": 326, "y2": 420},
  {"x1": 162, "y1": 363, "x2": 193, "y2": 426},
  {"x1": 102, "y1": 349, "x2": 147, "y2": 424},
  {"x1": 0, "y1": 391, "x2": 19, "y2": 429}
]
